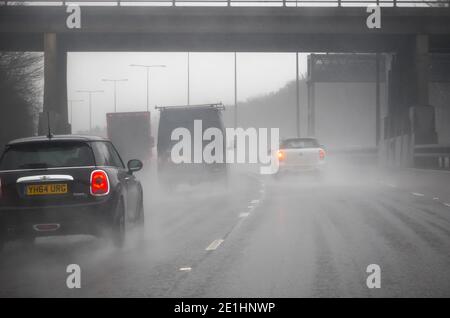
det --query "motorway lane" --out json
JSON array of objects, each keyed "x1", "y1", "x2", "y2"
[
  {"x1": 169, "y1": 165, "x2": 450, "y2": 297},
  {"x1": 1, "y1": 163, "x2": 450, "y2": 297},
  {"x1": 0, "y1": 169, "x2": 261, "y2": 297}
]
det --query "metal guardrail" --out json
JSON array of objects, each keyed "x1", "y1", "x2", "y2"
[
  {"x1": 414, "y1": 144, "x2": 450, "y2": 169},
  {"x1": 1, "y1": 0, "x2": 449, "y2": 7},
  {"x1": 156, "y1": 103, "x2": 225, "y2": 110}
]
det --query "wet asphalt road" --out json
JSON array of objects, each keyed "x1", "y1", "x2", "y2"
[{"x1": 1, "y1": 161, "x2": 450, "y2": 297}]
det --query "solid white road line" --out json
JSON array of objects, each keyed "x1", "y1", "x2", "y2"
[{"x1": 206, "y1": 239, "x2": 224, "y2": 251}]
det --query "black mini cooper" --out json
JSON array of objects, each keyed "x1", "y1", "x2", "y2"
[{"x1": 0, "y1": 135, "x2": 144, "y2": 251}]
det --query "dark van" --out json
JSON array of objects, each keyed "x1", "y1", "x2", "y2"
[{"x1": 156, "y1": 104, "x2": 227, "y2": 188}]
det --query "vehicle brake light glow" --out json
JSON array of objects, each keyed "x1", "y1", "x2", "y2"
[
  {"x1": 319, "y1": 149, "x2": 326, "y2": 160},
  {"x1": 90, "y1": 170, "x2": 110, "y2": 196},
  {"x1": 33, "y1": 224, "x2": 60, "y2": 232},
  {"x1": 277, "y1": 150, "x2": 285, "y2": 161}
]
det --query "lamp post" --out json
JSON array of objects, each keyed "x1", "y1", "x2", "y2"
[
  {"x1": 101, "y1": 78, "x2": 128, "y2": 112},
  {"x1": 234, "y1": 52, "x2": 238, "y2": 128},
  {"x1": 187, "y1": 52, "x2": 190, "y2": 105},
  {"x1": 76, "y1": 90, "x2": 104, "y2": 133},
  {"x1": 129, "y1": 64, "x2": 166, "y2": 111},
  {"x1": 68, "y1": 99, "x2": 83, "y2": 126},
  {"x1": 296, "y1": 52, "x2": 300, "y2": 137}
]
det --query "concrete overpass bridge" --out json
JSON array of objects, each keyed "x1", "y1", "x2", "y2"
[
  {"x1": 2, "y1": 3, "x2": 450, "y2": 53},
  {"x1": 1, "y1": 0, "x2": 450, "y2": 168}
]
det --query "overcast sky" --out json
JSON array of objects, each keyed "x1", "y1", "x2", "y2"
[{"x1": 67, "y1": 52, "x2": 308, "y2": 132}]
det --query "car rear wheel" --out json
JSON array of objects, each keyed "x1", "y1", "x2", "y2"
[{"x1": 112, "y1": 199, "x2": 126, "y2": 248}]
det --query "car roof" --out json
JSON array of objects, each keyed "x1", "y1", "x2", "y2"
[{"x1": 7, "y1": 135, "x2": 109, "y2": 146}]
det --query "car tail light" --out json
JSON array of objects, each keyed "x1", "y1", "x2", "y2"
[
  {"x1": 319, "y1": 149, "x2": 325, "y2": 160},
  {"x1": 277, "y1": 150, "x2": 285, "y2": 161},
  {"x1": 33, "y1": 224, "x2": 60, "y2": 232},
  {"x1": 90, "y1": 170, "x2": 110, "y2": 196}
]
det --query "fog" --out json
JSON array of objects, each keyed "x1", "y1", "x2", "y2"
[
  {"x1": 2, "y1": 49, "x2": 450, "y2": 298},
  {"x1": 67, "y1": 52, "x2": 387, "y2": 150},
  {"x1": 68, "y1": 52, "x2": 308, "y2": 132},
  {"x1": 0, "y1": 159, "x2": 385, "y2": 297}
]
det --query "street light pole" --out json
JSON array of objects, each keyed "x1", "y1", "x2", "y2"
[
  {"x1": 234, "y1": 52, "x2": 238, "y2": 128},
  {"x1": 187, "y1": 52, "x2": 190, "y2": 105},
  {"x1": 146, "y1": 67, "x2": 150, "y2": 110},
  {"x1": 76, "y1": 90, "x2": 103, "y2": 133},
  {"x1": 101, "y1": 78, "x2": 128, "y2": 113},
  {"x1": 375, "y1": 53, "x2": 381, "y2": 146},
  {"x1": 68, "y1": 99, "x2": 83, "y2": 126},
  {"x1": 296, "y1": 52, "x2": 300, "y2": 137},
  {"x1": 88, "y1": 93, "x2": 92, "y2": 132},
  {"x1": 130, "y1": 64, "x2": 166, "y2": 111}
]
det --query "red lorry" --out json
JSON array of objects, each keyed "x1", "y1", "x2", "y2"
[{"x1": 106, "y1": 111, "x2": 154, "y2": 164}]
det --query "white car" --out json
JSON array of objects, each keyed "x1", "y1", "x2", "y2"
[{"x1": 275, "y1": 137, "x2": 326, "y2": 177}]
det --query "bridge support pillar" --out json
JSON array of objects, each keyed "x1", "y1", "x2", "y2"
[
  {"x1": 414, "y1": 34, "x2": 430, "y2": 108},
  {"x1": 408, "y1": 35, "x2": 437, "y2": 146},
  {"x1": 306, "y1": 54, "x2": 316, "y2": 137},
  {"x1": 40, "y1": 33, "x2": 70, "y2": 135},
  {"x1": 307, "y1": 81, "x2": 315, "y2": 137},
  {"x1": 383, "y1": 34, "x2": 437, "y2": 167}
]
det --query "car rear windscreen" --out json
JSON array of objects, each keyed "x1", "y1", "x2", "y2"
[
  {"x1": 280, "y1": 139, "x2": 320, "y2": 149},
  {"x1": 0, "y1": 141, "x2": 95, "y2": 170}
]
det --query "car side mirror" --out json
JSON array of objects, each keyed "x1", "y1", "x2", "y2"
[{"x1": 127, "y1": 159, "x2": 143, "y2": 174}]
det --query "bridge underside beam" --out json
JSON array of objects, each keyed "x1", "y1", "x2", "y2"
[{"x1": 1, "y1": 33, "x2": 450, "y2": 54}]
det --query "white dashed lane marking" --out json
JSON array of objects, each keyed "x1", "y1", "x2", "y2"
[
  {"x1": 179, "y1": 267, "x2": 192, "y2": 272},
  {"x1": 205, "y1": 239, "x2": 224, "y2": 251},
  {"x1": 379, "y1": 180, "x2": 397, "y2": 188},
  {"x1": 411, "y1": 192, "x2": 425, "y2": 197},
  {"x1": 239, "y1": 212, "x2": 250, "y2": 218}
]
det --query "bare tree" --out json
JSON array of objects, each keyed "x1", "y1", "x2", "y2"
[{"x1": 0, "y1": 52, "x2": 43, "y2": 149}]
